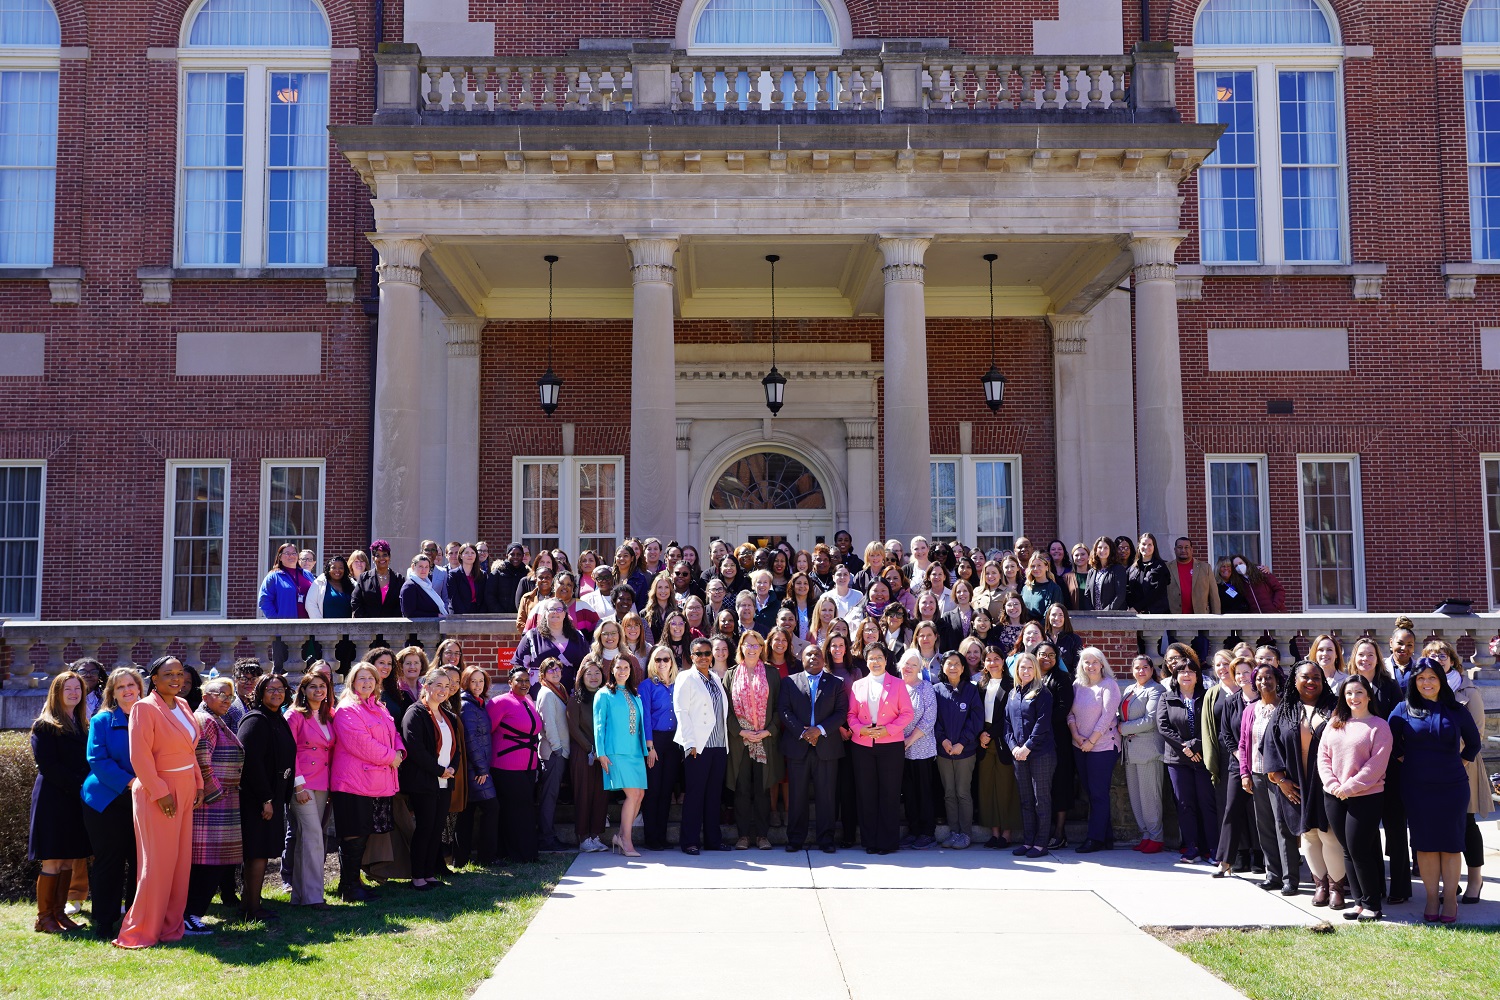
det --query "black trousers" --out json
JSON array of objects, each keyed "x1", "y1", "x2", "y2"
[
  {"x1": 80, "y1": 795, "x2": 135, "y2": 938},
  {"x1": 493, "y1": 769, "x2": 539, "y2": 863},
  {"x1": 1382, "y1": 761, "x2": 1412, "y2": 897},
  {"x1": 1216, "y1": 771, "x2": 1257, "y2": 863},
  {"x1": 408, "y1": 787, "x2": 452, "y2": 880},
  {"x1": 456, "y1": 795, "x2": 498, "y2": 865},
  {"x1": 1253, "y1": 773, "x2": 1301, "y2": 887},
  {"x1": 681, "y1": 746, "x2": 728, "y2": 849},
  {"x1": 785, "y1": 750, "x2": 839, "y2": 848},
  {"x1": 836, "y1": 753, "x2": 859, "y2": 844},
  {"x1": 1465, "y1": 813, "x2": 1485, "y2": 869},
  {"x1": 902, "y1": 756, "x2": 938, "y2": 837},
  {"x1": 187, "y1": 863, "x2": 233, "y2": 917},
  {"x1": 852, "y1": 742, "x2": 904, "y2": 853},
  {"x1": 1326, "y1": 791, "x2": 1385, "y2": 911},
  {"x1": 732, "y1": 756, "x2": 771, "y2": 840},
  {"x1": 643, "y1": 731, "x2": 683, "y2": 849}
]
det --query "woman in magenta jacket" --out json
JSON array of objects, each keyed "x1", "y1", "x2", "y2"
[
  {"x1": 331, "y1": 662, "x2": 404, "y2": 903},
  {"x1": 846, "y1": 644, "x2": 915, "y2": 855},
  {"x1": 487, "y1": 666, "x2": 545, "y2": 863},
  {"x1": 287, "y1": 673, "x2": 336, "y2": 908}
]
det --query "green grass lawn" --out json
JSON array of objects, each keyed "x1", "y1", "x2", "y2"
[
  {"x1": 0, "y1": 857, "x2": 570, "y2": 1000},
  {"x1": 1168, "y1": 924, "x2": 1500, "y2": 1000}
]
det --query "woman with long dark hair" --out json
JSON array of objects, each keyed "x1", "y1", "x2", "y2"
[
  {"x1": 1349, "y1": 636, "x2": 1408, "y2": 902},
  {"x1": 1263, "y1": 660, "x2": 1343, "y2": 904},
  {"x1": 1212, "y1": 656, "x2": 1261, "y2": 877},
  {"x1": 1317, "y1": 674, "x2": 1392, "y2": 921},
  {"x1": 287, "y1": 672, "x2": 336, "y2": 908},
  {"x1": 456, "y1": 665, "x2": 498, "y2": 866},
  {"x1": 259, "y1": 541, "x2": 310, "y2": 619},
  {"x1": 1157, "y1": 649, "x2": 1215, "y2": 863},
  {"x1": 567, "y1": 658, "x2": 608, "y2": 853},
  {"x1": 1127, "y1": 532, "x2": 1171, "y2": 614},
  {"x1": 306, "y1": 554, "x2": 355, "y2": 619},
  {"x1": 29, "y1": 670, "x2": 91, "y2": 934},
  {"x1": 238, "y1": 673, "x2": 296, "y2": 920},
  {"x1": 401, "y1": 669, "x2": 459, "y2": 890},
  {"x1": 846, "y1": 644, "x2": 914, "y2": 855},
  {"x1": 595, "y1": 655, "x2": 653, "y2": 856}
]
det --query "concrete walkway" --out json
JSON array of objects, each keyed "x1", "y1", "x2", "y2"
[{"x1": 475, "y1": 834, "x2": 1500, "y2": 1000}]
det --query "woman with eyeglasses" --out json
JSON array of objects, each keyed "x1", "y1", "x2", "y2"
[
  {"x1": 1422, "y1": 640, "x2": 1494, "y2": 905},
  {"x1": 1157, "y1": 646, "x2": 1215, "y2": 863},
  {"x1": 639, "y1": 646, "x2": 682, "y2": 852}
]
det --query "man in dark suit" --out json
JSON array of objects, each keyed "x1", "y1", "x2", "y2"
[
  {"x1": 351, "y1": 539, "x2": 404, "y2": 617},
  {"x1": 778, "y1": 644, "x2": 847, "y2": 853}
]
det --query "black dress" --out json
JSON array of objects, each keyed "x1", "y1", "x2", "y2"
[
  {"x1": 29, "y1": 722, "x2": 92, "y2": 860},
  {"x1": 238, "y1": 707, "x2": 296, "y2": 859}
]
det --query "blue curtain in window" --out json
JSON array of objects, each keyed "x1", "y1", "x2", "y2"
[
  {"x1": 1194, "y1": 0, "x2": 1334, "y2": 46},
  {"x1": 0, "y1": 70, "x2": 57, "y2": 266},
  {"x1": 187, "y1": 0, "x2": 330, "y2": 47},
  {"x1": 1196, "y1": 70, "x2": 1259, "y2": 263},
  {"x1": 693, "y1": 0, "x2": 834, "y2": 46},
  {"x1": 1279, "y1": 70, "x2": 1339, "y2": 262},
  {"x1": 181, "y1": 72, "x2": 245, "y2": 266},
  {"x1": 0, "y1": 0, "x2": 61, "y2": 45},
  {"x1": 1467, "y1": 70, "x2": 1500, "y2": 260},
  {"x1": 267, "y1": 71, "x2": 327, "y2": 265},
  {"x1": 1465, "y1": 0, "x2": 1500, "y2": 44}
]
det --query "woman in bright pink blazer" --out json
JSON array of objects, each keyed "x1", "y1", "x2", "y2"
[
  {"x1": 330, "y1": 662, "x2": 403, "y2": 902},
  {"x1": 486, "y1": 666, "x2": 545, "y2": 863},
  {"x1": 287, "y1": 673, "x2": 337, "y2": 907},
  {"x1": 845, "y1": 644, "x2": 914, "y2": 853}
]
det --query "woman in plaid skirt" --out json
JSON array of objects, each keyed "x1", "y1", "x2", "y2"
[{"x1": 183, "y1": 677, "x2": 243, "y2": 934}]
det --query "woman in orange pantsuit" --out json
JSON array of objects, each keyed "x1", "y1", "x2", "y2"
[{"x1": 114, "y1": 656, "x2": 204, "y2": 949}]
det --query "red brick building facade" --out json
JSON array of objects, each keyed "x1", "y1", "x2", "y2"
[{"x1": 0, "y1": 0, "x2": 1496, "y2": 622}]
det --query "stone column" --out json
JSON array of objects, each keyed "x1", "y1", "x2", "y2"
[
  {"x1": 675, "y1": 419, "x2": 693, "y2": 548},
  {"x1": 370, "y1": 236, "x2": 428, "y2": 562},
  {"x1": 878, "y1": 236, "x2": 933, "y2": 542},
  {"x1": 444, "y1": 314, "x2": 484, "y2": 544},
  {"x1": 626, "y1": 236, "x2": 679, "y2": 542},
  {"x1": 1050, "y1": 313, "x2": 1090, "y2": 545},
  {"x1": 1131, "y1": 233, "x2": 1189, "y2": 541},
  {"x1": 844, "y1": 418, "x2": 878, "y2": 550}
]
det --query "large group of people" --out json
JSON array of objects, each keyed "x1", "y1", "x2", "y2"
[{"x1": 26, "y1": 532, "x2": 1498, "y2": 946}]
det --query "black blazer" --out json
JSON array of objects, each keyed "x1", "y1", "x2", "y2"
[
  {"x1": 937, "y1": 607, "x2": 973, "y2": 652},
  {"x1": 1261, "y1": 704, "x2": 1332, "y2": 835},
  {"x1": 351, "y1": 568, "x2": 404, "y2": 617},
  {"x1": 1127, "y1": 559, "x2": 1171, "y2": 614},
  {"x1": 1080, "y1": 565, "x2": 1130, "y2": 611},
  {"x1": 448, "y1": 568, "x2": 487, "y2": 614},
  {"x1": 1214, "y1": 688, "x2": 1249, "y2": 764},
  {"x1": 238, "y1": 707, "x2": 296, "y2": 807},
  {"x1": 1157, "y1": 688, "x2": 1207, "y2": 768},
  {"x1": 486, "y1": 562, "x2": 528, "y2": 614},
  {"x1": 777, "y1": 670, "x2": 848, "y2": 761},
  {"x1": 399, "y1": 702, "x2": 454, "y2": 796}
]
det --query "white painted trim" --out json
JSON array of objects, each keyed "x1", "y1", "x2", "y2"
[
  {"x1": 162, "y1": 459, "x2": 231, "y2": 619},
  {"x1": 258, "y1": 458, "x2": 325, "y2": 578},
  {"x1": 510, "y1": 455, "x2": 625, "y2": 560},
  {"x1": 178, "y1": 0, "x2": 332, "y2": 50},
  {"x1": 1483, "y1": 455, "x2": 1500, "y2": 612},
  {"x1": 1191, "y1": 0, "x2": 1343, "y2": 47},
  {"x1": 1294, "y1": 453, "x2": 1364, "y2": 612},
  {"x1": 676, "y1": 0, "x2": 848, "y2": 53},
  {"x1": 929, "y1": 454, "x2": 1024, "y2": 550},
  {"x1": 0, "y1": 49, "x2": 60, "y2": 69},
  {"x1": 0, "y1": 459, "x2": 45, "y2": 620},
  {"x1": 1202, "y1": 454, "x2": 1271, "y2": 570}
]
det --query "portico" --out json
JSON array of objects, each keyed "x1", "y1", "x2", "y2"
[{"x1": 335, "y1": 45, "x2": 1219, "y2": 557}]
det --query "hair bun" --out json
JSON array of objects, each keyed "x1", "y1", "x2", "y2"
[{"x1": 1393, "y1": 615, "x2": 1415, "y2": 631}]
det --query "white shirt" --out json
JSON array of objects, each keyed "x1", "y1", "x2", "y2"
[
  {"x1": 833, "y1": 588, "x2": 865, "y2": 620},
  {"x1": 435, "y1": 712, "x2": 454, "y2": 788},
  {"x1": 165, "y1": 704, "x2": 197, "y2": 772}
]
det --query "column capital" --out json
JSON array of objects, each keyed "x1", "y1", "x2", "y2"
[
  {"x1": 676, "y1": 418, "x2": 693, "y2": 451},
  {"x1": 844, "y1": 418, "x2": 876, "y2": 449},
  {"x1": 1048, "y1": 313, "x2": 1089, "y2": 355},
  {"x1": 369, "y1": 235, "x2": 428, "y2": 285},
  {"x1": 444, "y1": 315, "x2": 484, "y2": 357},
  {"x1": 626, "y1": 236, "x2": 680, "y2": 283},
  {"x1": 877, "y1": 235, "x2": 933, "y2": 282},
  {"x1": 1128, "y1": 233, "x2": 1187, "y2": 283}
]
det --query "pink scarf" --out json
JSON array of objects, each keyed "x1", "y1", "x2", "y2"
[{"x1": 731, "y1": 661, "x2": 769, "y2": 764}]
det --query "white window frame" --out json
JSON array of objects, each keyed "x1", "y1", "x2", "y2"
[
  {"x1": 1295, "y1": 453, "x2": 1364, "y2": 611},
  {"x1": 681, "y1": 0, "x2": 843, "y2": 55},
  {"x1": 0, "y1": 459, "x2": 45, "y2": 619},
  {"x1": 258, "y1": 457, "x2": 324, "y2": 574},
  {"x1": 1462, "y1": 10, "x2": 1500, "y2": 262},
  {"x1": 1203, "y1": 453, "x2": 1271, "y2": 569},
  {"x1": 174, "y1": 5, "x2": 331, "y2": 268},
  {"x1": 0, "y1": 30, "x2": 61, "y2": 268},
  {"x1": 1193, "y1": 30, "x2": 1351, "y2": 265},
  {"x1": 162, "y1": 459, "x2": 231, "y2": 619},
  {"x1": 511, "y1": 455, "x2": 625, "y2": 560},
  {"x1": 1482, "y1": 454, "x2": 1500, "y2": 611},
  {"x1": 930, "y1": 454, "x2": 1024, "y2": 551}
]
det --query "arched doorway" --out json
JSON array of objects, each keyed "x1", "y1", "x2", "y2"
[{"x1": 701, "y1": 450, "x2": 835, "y2": 553}]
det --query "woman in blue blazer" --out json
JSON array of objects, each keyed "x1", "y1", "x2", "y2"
[
  {"x1": 1003, "y1": 652, "x2": 1055, "y2": 859},
  {"x1": 80, "y1": 667, "x2": 145, "y2": 939},
  {"x1": 933, "y1": 651, "x2": 984, "y2": 849},
  {"x1": 594, "y1": 657, "x2": 653, "y2": 856}
]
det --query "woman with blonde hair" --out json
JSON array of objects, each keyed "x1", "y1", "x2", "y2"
[
  {"x1": 1067, "y1": 647, "x2": 1121, "y2": 853},
  {"x1": 29, "y1": 670, "x2": 91, "y2": 934},
  {"x1": 592, "y1": 617, "x2": 644, "y2": 686},
  {"x1": 81, "y1": 666, "x2": 145, "y2": 938},
  {"x1": 1020, "y1": 553, "x2": 1065, "y2": 623},
  {"x1": 727, "y1": 630, "x2": 782, "y2": 849},
  {"x1": 331, "y1": 662, "x2": 404, "y2": 903},
  {"x1": 638, "y1": 646, "x2": 681, "y2": 851},
  {"x1": 1003, "y1": 652, "x2": 1055, "y2": 858}
]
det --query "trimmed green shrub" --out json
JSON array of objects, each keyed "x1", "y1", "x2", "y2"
[{"x1": 0, "y1": 730, "x2": 37, "y2": 901}]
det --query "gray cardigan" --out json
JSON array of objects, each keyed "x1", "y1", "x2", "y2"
[{"x1": 1118, "y1": 680, "x2": 1166, "y2": 763}]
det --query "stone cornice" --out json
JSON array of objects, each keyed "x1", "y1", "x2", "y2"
[{"x1": 677, "y1": 363, "x2": 883, "y2": 382}]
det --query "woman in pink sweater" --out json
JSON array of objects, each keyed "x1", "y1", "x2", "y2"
[
  {"x1": 330, "y1": 663, "x2": 404, "y2": 903},
  {"x1": 1316, "y1": 674, "x2": 1392, "y2": 921}
]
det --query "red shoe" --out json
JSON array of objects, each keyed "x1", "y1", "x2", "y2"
[
  {"x1": 1132, "y1": 841, "x2": 1145, "y2": 852},
  {"x1": 1139, "y1": 840, "x2": 1164, "y2": 854}
]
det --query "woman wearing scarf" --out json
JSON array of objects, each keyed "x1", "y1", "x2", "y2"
[
  {"x1": 487, "y1": 665, "x2": 544, "y2": 863},
  {"x1": 258, "y1": 542, "x2": 311, "y2": 619},
  {"x1": 515, "y1": 598, "x2": 590, "y2": 689},
  {"x1": 400, "y1": 554, "x2": 449, "y2": 618},
  {"x1": 726, "y1": 630, "x2": 783, "y2": 850}
]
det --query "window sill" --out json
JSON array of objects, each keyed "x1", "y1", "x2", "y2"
[
  {"x1": 1176, "y1": 263, "x2": 1386, "y2": 302},
  {"x1": 0, "y1": 266, "x2": 84, "y2": 304},
  {"x1": 136, "y1": 266, "x2": 359, "y2": 305}
]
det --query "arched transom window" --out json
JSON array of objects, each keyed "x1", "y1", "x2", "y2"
[
  {"x1": 690, "y1": 0, "x2": 838, "y2": 51},
  {"x1": 177, "y1": 0, "x2": 331, "y2": 267},
  {"x1": 1193, "y1": 0, "x2": 1345, "y2": 265},
  {"x1": 0, "y1": 0, "x2": 61, "y2": 266},
  {"x1": 710, "y1": 453, "x2": 826, "y2": 510}
]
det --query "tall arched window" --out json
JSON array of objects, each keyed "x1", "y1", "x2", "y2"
[
  {"x1": 178, "y1": 0, "x2": 331, "y2": 267},
  {"x1": 0, "y1": 0, "x2": 61, "y2": 266},
  {"x1": 1193, "y1": 0, "x2": 1345, "y2": 265},
  {"x1": 1463, "y1": 0, "x2": 1500, "y2": 259},
  {"x1": 688, "y1": 0, "x2": 839, "y2": 51}
]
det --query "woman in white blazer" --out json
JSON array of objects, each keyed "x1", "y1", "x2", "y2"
[
  {"x1": 846, "y1": 644, "x2": 915, "y2": 854},
  {"x1": 671, "y1": 637, "x2": 732, "y2": 854}
]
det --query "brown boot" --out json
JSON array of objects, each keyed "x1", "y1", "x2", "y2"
[
  {"x1": 34, "y1": 874, "x2": 65, "y2": 934},
  {"x1": 1311, "y1": 874, "x2": 1330, "y2": 907},
  {"x1": 1328, "y1": 876, "x2": 1348, "y2": 910},
  {"x1": 51, "y1": 869, "x2": 82, "y2": 930}
]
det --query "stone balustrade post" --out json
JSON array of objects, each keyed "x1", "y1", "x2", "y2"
[{"x1": 375, "y1": 43, "x2": 423, "y2": 124}]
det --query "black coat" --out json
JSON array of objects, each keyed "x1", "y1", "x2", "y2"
[
  {"x1": 937, "y1": 608, "x2": 973, "y2": 653},
  {"x1": 400, "y1": 702, "x2": 455, "y2": 796},
  {"x1": 238, "y1": 707, "x2": 296, "y2": 809},
  {"x1": 1127, "y1": 558, "x2": 1172, "y2": 614},
  {"x1": 29, "y1": 722, "x2": 91, "y2": 861},
  {"x1": 351, "y1": 568, "x2": 404, "y2": 617},
  {"x1": 1261, "y1": 704, "x2": 1332, "y2": 835},
  {"x1": 777, "y1": 670, "x2": 847, "y2": 761},
  {"x1": 486, "y1": 562, "x2": 529, "y2": 615},
  {"x1": 1080, "y1": 565, "x2": 1130, "y2": 611},
  {"x1": 399, "y1": 576, "x2": 444, "y2": 619},
  {"x1": 1214, "y1": 688, "x2": 1250, "y2": 766},
  {"x1": 1157, "y1": 688, "x2": 1207, "y2": 768},
  {"x1": 449, "y1": 568, "x2": 488, "y2": 614}
]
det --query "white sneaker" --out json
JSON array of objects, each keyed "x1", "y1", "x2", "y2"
[
  {"x1": 182, "y1": 915, "x2": 214, "y2": 936},
  {"x1": 64, "y1": 901, "x2": 83, "y2": 916},
  {"x1": 580, "y1": 837, "x2": 600, "y2": 852}
]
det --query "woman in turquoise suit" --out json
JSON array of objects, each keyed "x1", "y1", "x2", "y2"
[{"x1": 593, "y1": 657, "x2": 655, "y2": 857}]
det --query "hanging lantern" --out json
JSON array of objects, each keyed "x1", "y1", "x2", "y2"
[{"x1": 538, "y1": 254, "x2": 562, "y2": 416}]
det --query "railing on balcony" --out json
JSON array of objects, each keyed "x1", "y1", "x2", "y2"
[{"x1": 373, "y1": 42, "x2": 1179, "y2": 119}]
